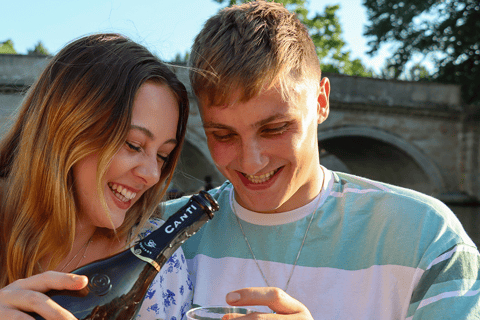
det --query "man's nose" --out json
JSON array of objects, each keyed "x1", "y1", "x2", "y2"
[{"x1": 239, "y1": 139, "x2": 268, "y2": 175}]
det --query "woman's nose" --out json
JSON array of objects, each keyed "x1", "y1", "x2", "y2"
[{"x1": 133, "y1": 154, "x2": 161, "y2": 187}]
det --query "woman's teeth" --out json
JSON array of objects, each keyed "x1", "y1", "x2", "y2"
[
  {"x1": 108, "y1": 183, "x2": 136, "y2": 202},
  {"x1": 244, "y1": 169, "x2": 278, "y2": 184}
]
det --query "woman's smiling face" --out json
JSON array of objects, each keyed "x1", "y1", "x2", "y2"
[{"x1": 73, "y1": 81, "x2": 179, "y2": 229}]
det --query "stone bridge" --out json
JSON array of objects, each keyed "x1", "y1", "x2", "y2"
[
  {"x1": 172, "y1": 66, "x2": 480, "y2": 208},
  {"x1": 318, "y1": 73, "x2": 480, "y2": 205},
  {"x1": 1, "y1": 55, "x2": 479, "y2": 207}
]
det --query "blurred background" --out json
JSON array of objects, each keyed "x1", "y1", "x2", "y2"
[
  {"x1": 2, "y1": 0, "x2": 396, "y2": 72},
  {"x1": 1, "y1": 0, "x2": 479, "y2": 245}
]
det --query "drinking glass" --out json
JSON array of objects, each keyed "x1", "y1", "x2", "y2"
[{"x1": 186, "y1": 306, "x2": 257, "y2": 320}]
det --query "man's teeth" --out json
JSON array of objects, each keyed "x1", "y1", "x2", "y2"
[
  {"x1": 244, "y1": 169, "x2": 278, "y2": 184},
  {"x1": 108, "y1": 183, "x2": 136, "y2": 202}
]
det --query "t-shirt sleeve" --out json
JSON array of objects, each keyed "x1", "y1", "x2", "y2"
[{"x1": 407, "y1": 243, "x2": 480, "y2": 319}]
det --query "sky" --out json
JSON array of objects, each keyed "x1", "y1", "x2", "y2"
[{"x1": 2, "y1": 0, "x2": 392, "y2": 74}]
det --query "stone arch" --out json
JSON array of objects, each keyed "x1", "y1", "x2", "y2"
[{"x1": 318, "y1": 125, "x2": 446, "y2": 196}]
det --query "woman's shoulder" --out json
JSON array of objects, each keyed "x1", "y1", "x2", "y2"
[{"x1": 135, "y1": 217, "x2": 165, "y2": 241}]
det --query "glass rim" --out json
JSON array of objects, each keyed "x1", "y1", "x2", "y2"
[{"x1": 186, "y1": 305, "x2": 258, "y2": 314}]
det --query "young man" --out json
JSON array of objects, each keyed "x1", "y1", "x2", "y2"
[{"x1": 165, "y1": 1, "x2": 480, "y2": 318}]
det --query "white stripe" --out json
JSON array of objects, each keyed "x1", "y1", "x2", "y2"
[
  {"x1": 426, "y1": 245, "x2": 480, "y2": 270},
  {"x1": 346, "y1": 173, "x2": 392, "y2": 192},
  {"x1": 364, "y1": 178, "x2": 392, "y2": 192},
  {"x1": 188, "y1": 255, "x2": 416, "y2": 319},
  {"x1": 418, "y1": 288, "x2": 480, "y2": 309},
  {"x1": 330, "y1": 188, "x2": 380, "y2": 198},
  {"x1": 427, "y1": 247, "x2": 457, "y2": 270}
]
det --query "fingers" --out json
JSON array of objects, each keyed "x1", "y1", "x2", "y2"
[
  {"x1": 0, "y1": 271, "x2": 87, "y2": 320},
  {"x1": 226, "y1": 287, "x2": 312, "y2": 318},
  {"x1": 13, "y1": 271, "x2": 88, "y2": 293},
  {"x1": 0, "y1": 289, "x2": 77, "y2": 320},
  {"x1": 222, "y1": 313, "x2": 247, "y2": 320}
]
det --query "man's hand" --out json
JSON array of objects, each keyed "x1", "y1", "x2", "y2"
[{"x1": 225, "y1": 287, "x2": 313, "y2": 319}]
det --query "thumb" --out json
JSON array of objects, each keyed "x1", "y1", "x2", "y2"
[{"x1": 226, "y1": 287, "x2": 309, "y2": 315}]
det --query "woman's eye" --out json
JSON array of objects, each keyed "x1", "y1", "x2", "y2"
[
  {"x1": 126, "y1": 141, "x2": 141, "y2": 152},
  {"x1": 157, "y1": 154, "x2": 169, "y2": 163}
]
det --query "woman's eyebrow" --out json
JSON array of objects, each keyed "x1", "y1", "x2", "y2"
[
  {"x1": 130, "y1": 125, "x2": 178, "y2": 146},
  {"x1": 130, "y1": 125, "x2": 154, "y2": 139}
]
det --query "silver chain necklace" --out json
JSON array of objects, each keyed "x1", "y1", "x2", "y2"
[
  {"x1": 231, "y1": 167, "x2": 325, "y2": 293},
  {"x1": 59, "y1": 235, "x2": 94, "y2": 272}
]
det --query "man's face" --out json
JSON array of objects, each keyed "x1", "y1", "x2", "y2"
[{"x1": 201, "y1": 80, "x2": 330, "y2": 213}]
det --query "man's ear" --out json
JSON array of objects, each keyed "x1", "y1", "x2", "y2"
[{"x1": 317, "y1": 77, "x2": 330, "y2": 124}]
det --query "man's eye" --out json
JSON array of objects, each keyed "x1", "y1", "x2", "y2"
[
  {"x1": 126, "y1": 141, "x2": 141, "y2": 152},
  {"x1": 212, "y1": 132, "x2": 235, "y2": 141},
  {"x1": 263, "y1": 123, "x2": 288, "y2": 135}
]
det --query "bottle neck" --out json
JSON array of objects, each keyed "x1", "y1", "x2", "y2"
[{"x1": 132, "y1": 194, "x2": 216, "y2": 270}]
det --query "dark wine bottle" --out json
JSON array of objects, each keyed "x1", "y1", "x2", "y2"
[{"x1": 30, "y1": 191, "x2": 219, "y2": 320}]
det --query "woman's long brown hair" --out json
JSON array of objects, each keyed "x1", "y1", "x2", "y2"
[{"x1": 0, "y1": 33, "x2": 189, "y2": 286}]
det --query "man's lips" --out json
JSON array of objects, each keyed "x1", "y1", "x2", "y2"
[
  {"x1": 242, "y1": 168, "x2": 281, "y2": 184},
  {"x1": 236, "y1": 167, "x2": 284, "y2": 187}
]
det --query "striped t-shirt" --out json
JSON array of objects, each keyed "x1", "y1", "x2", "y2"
[{"x1": 165, "y1": 167, "x2": 480, "y2": 319}]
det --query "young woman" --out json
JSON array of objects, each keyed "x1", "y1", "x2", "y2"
[{"x1": 0, "y1": 33, "x2": 191, "y2": 319}]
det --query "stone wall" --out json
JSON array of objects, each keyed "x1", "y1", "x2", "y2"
[{"x1": 1, "y1": 54, "x2": 478, "y2": 201}]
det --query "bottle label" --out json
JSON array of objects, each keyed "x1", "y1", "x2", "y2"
[
  {"x1": 131, "y1": 247, "x2": 161, "y2": 271},
  {"x1": 131, "y1": 194, "x2": 215, "y2": 270}
]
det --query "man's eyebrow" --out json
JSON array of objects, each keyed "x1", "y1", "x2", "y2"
[
  {"x1": 203, "y1": 122, "x2": 231, "y2": 130},
  {"x1": 256, "y1": 114, "x2": 288, "y2": 127},
  {"x1": 203, "y1": 114, "x2": 288, "y2": 130}
]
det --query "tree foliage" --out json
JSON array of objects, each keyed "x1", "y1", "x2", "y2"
[
  {"x1": 0, "y1": 39, "x2": 17, "y2": 54},
  {"x1": 28, "y1": 41, "x2": 50, "y2": 56},
  {"x1": 173, "y1": 51, "x2": 190, "y2": 64},
  {"x1": 364, "y1": 0, "x2": 480, "y2": 105},
  {"x1": 212, "y1": 0, "x2": 373, "y2": 77}
]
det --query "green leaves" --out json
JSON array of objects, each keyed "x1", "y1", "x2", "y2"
[
  {"x1": 364, "y1": 0, "x2": 480, "y2": 104},
  {"x1": 27, "y1": 41, "x2": 49, "y2": 56},
  {"x1": 0, "y1": 40, "x2": 17, "y2": 54},
  {"x1": 213, "y1": 0, "x2": 373, "y2": 77},
  {"x1": 0, "y1": 40, "x2": 50, "y2": 56}
]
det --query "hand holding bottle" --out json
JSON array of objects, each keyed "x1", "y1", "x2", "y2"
[
  {"x1": 25, "y1": 191, "x2": 218, "y2": 320},
  {"x1": 0, "y1": 271, "x2": 87, "y2": 320}
]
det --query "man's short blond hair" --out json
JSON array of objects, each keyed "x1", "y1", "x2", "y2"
[{"x1": 189, "y1": 0, "x2": 321, "y2": 107}]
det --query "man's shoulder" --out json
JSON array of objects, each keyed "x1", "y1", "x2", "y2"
[
  {"x1": 329, "y1": 170, "x2": 475, "y2": 248},
  {"x1": 328, "y1": 170, "x2": 461, "y2": 234},
  {"x1": 330, "y1": 170, "x2": 448, "y2": 212}
]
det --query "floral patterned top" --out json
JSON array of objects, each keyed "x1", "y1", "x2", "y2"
[{"x1": 133, "y1": 218, "x2": 193, "y2": 320}]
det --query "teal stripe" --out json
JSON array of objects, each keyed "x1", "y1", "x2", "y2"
[
  {"x1": 170, "y1": 179, "x2": 473, "y2": 271},
  {"x1": 411, "y1": 245, "x2": 480, "y2": 304},
  {"x1": 407, "y1": 280, "x2": 480, "y2": 318}
]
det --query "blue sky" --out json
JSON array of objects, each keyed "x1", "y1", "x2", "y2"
[{"x1": 2, "y1": 0, "x2": 391, "y2": 73}]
